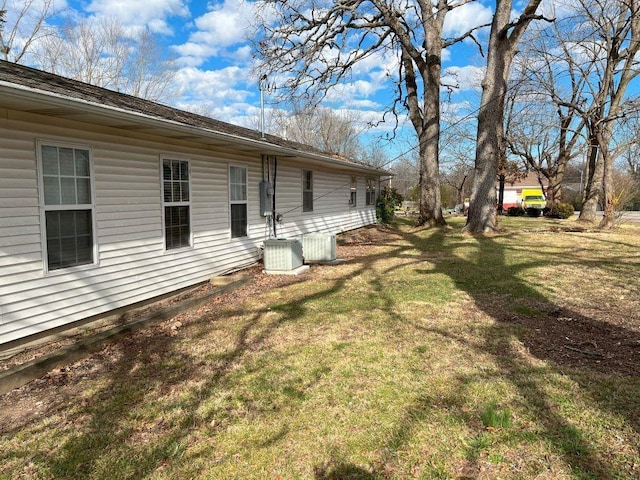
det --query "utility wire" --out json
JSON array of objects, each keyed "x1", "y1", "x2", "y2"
[{"x1": 271, "y1": 15, "x2": 622, "y2": 217}]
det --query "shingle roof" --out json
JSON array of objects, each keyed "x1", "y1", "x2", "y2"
[{"x1": 0, "y1": 60, "x2": 386, "y2": 173}]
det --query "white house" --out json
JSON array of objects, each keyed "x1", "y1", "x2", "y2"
[{"x1": 0, "y1": 61, "x2": 388, "y2": 347}]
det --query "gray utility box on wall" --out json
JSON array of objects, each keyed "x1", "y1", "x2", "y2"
[
  {"x1": 301, "y1": 233, "x2": 337, "y2": 262},
  {"x1": 263, "y1": 238, "x2": 303, "y2": 272},
  {"x1": 259, "y1": 181, "x2": 273, "y2": 216}
]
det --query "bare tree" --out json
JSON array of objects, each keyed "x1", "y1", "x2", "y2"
[
  {"x1": 569, "y1": 0, "x2": 640, "y2": 229},
  {"x1": 390, "y1": 153, "x2": 420, "y2": 201},
  {"x1": 0, "y1": 0, "x2": 57, "y2": 63},
  {"x1": 622, "y1": 119, "x2": 640, "y2": 190},
  {"x1": 442, "y1": 161, "x2": 473, "y2": 207},
  {"x1": 608, "y1": 115, "x2": 640, "y2": 210},
  {"x1": 276, "y1": 106, "x2": 365, "y2": 159},
  {"x1": 358, "y1": 138, "x2": 392, "y2": 168},
  {"x1": 34, "y1": 17, "x2": 178, "y2": 102},
  {"x1": 439, "y1": 117, "x2": 475, "y2": 206},
  {"x1": 464, "y1": 0, "x2": 549, "y2": 233},
  {"x1": 504, "y1": 31, "x2": 587, "y2": 209},
  {"x1": 253, "y1": 0, "x2": 490, "y2": 228}
]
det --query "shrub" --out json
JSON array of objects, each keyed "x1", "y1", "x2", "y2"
[
  {"x1": 549, "y1": 202, "x2": 575, "y2": 219},
  {"x1": 526, "y1": 207, "x2": 542, "y2": 217},
  {"x1": 507, "y1": 206, "x2": 525, "y2": 216},
  {"x1": 376, "y1": 186, "x2": 403, "y2": 224}
]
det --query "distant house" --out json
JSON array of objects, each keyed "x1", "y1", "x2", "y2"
[
  {"x1": 0, "y1": 61, "x2": 389, "y2": 347},
  {"x1": 499, "y1": 172, "x2": 549, "y2": 210}
]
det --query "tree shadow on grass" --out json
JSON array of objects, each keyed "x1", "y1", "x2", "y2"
[
  {"x1": 11, "y1": 229, "x2": 410, "y2": 478},
  {"x1": 2, "y1": 223, "x2": 638, "y2": 478},
  {"x1": 314, "y1": 458, "x2": 380, "y2": 479},
  {"x1": 398, "y1": 225, "x2": 640, "y2": 478}
]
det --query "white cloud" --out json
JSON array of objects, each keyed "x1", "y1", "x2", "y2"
[
  {"x1": 442, "y1": 65, "x2": 485, "y2": 92},
  {"x1": 233, "y1": 45, "x2": 253, "y2": 61},
  {"x1": 443, "y1": 2, "x2": 493, "y2": 38},
  {"x1": 174, "y1": 66, "x2": 252, "y2": 104},
  {"x1": 345, "y1": 99, "x2": 381, "y2": 109},
  {"x1": 173, "y1": 0, "x2": 255, "y2": 66},
  {"x1": 178, "y1": 101, "x2": 257, "y2": 128},
  {"x1": 84, "y1": 0, "x2": 189, "y2": 34},
  {"x1": 441, "y1": 100, "x2": 476, "y2": 122},
  {"x1": 324, "y1": 80, "x2": 382, "y2": 105}
]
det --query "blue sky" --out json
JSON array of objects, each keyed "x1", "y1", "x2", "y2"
[
  {"x1": 49, "y1": 2, "x2": 493, "y2": 126},
  {"x1": 10, "y1": 0, "x2": 562, "y2": 160}
]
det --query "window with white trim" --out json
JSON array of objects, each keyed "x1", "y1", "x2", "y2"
[
  {"x1": 302, "y1": 170, "x2": 313, "y2": 212},
  {"x1": 39, "y1": 143, "x2": 95, "y2": 271},
  {"x1": 366, "y1": 178, "x2": 377, "y2": 205},
  {"x1": 229, "y1": 165, "x2": 248, "y2": 238},
  {"x1": 350, "y1": 176, "x2": 357, "y2": 207},
  {"x1": 162, "y1": 158, "x2": 191, "y2": 249}
]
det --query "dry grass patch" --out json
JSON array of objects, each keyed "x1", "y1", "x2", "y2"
[{"x1": 1, "y1": 217, "x2": 639, "y2": 479}]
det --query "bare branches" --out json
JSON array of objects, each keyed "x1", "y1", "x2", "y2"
[
  {"x1": 443, "y1": 24, "x2": 490, "y2": 53},
  {"x1": 503, "y1": 0, "x2": 553, "y2": 48},
  {"x1": 34, "y1": 17, "x2": 178, "y2": 102},
  {"x1": 0, "y1": 0, "x2": 58, "y2": 62}
]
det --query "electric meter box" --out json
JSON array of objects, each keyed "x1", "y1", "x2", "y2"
[{"x1": 259, "y1": 181, "x2": 273, "y2": 216}]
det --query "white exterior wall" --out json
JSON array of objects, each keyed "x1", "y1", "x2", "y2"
[
  {"x1": 274, "y1": 165, "x2": 376, "y2": 238},
  {"x1": 0, "y1": 110, "x2": 378, "y2": 345}
]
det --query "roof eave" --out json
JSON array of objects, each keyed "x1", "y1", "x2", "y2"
[{"x1": 0, "y1": 81, "x2": 392, "y2": 177}]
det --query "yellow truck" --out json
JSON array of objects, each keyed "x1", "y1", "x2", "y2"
[{"x1": 520, "y1": 188, "x2": 546, "y2": 210}]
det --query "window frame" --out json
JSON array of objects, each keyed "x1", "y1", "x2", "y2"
[
  {"x1": 350, "y1": 176, "x2": 357, "y2": 207},
  {"x1": 302, "y1": 170, "x2": 313, "y2": 213},
  {"x1": 36, "y1": 139, "x2": 98, "y2": 273},
  {"x1": 366, "y1": 177, "x2": 377, "y2": 206},
  {"x1": 229, "y1": 163, "x2": 249, "y2": 238},
  {"x1": 161, "y1": 156, "x2": 192, "y2": 251}
]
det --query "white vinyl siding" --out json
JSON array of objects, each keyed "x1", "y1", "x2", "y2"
[
  {"x1": 0, "y1": 110, "x2": 379, "y2": 346},
  {"x1": 272, "y1": 165, "x2": 377, "y2": 238}
]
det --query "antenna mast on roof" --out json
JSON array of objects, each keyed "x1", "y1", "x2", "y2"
[
  {"x1": 259, "y1": 74, "x2": 276, "y2": 139},
  {"x1": 259, "y1": 75, "x2": 267, "y2": 139}
]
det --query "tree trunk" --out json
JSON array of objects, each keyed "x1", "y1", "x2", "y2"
[
  {"x1": 547, "y1": 178, "x2": 562, "y2": 207},
  {"x1": 599, "y1": 161, "x2": 615, "y2": 229},
  {"x1": 417, "y1": 29, "x2": 445, "y2": 227},
  {"x1": 418, "y1": 132, "x2": 445, "y2": 227},
  {"x1": 464, "y1": 0, "x2": 544, "y2": 233},
  {"x1": 546, "y1": 151, "x2": 567, "y2": 207},
  {"x1": 465, "y1": 38, "x2": 508, "y2": 233},
  {"x1": 497, "y1": 174, "x2": 506, "y2": 213},
  {"x1": 578, "y1": 134, "x2": 602, "y2": 223},
  {"x1": 598, "y1": 126, "x2": 616, "y2": 229}
]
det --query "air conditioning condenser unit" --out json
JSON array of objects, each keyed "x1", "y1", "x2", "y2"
[
  {"x1": 301, "y1": 233, "x2": 337, "y2": 262},
  {"x1": 263, "y1": 238, "x2": 304, "y2": 272}
]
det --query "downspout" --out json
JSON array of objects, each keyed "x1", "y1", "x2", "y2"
[{"x1": 272, "y1": 156, "x2": 277, "y2": 238}]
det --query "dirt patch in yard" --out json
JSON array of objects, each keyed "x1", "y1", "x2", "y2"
[
  {"x1": 479, "y1": 295, "x2": 640, "y2": 377},
  {"x1": 1, "y1": 223, "x2": 638, "y2": 436},
  {"x1": 0, "y1": 226, "x2": 398, "y2": 371}
]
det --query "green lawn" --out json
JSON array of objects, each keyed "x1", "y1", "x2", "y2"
[{"x1": 1, "y1": 216, "x2": 639, "y2": 479}]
